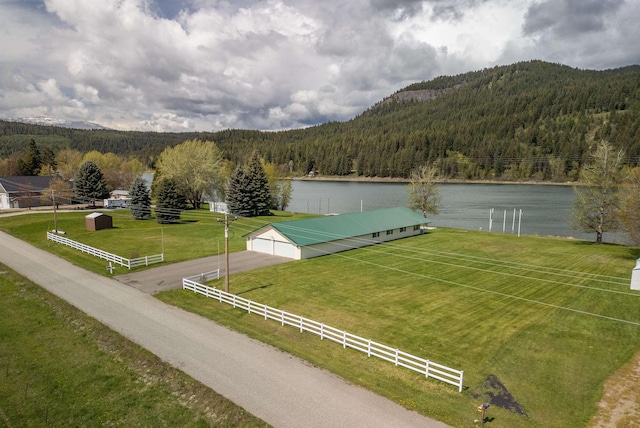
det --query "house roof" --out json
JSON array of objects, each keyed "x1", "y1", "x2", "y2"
[
  {"x1": 254, "y1": 207, "x2": 429, "y2": 247},
  {"x1": 0, "y1": 176, "x2": 57, "y2": 193}
]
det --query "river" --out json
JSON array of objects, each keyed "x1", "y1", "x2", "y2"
[{"x1": 287, "y1": 180, "x2": 628, "y2": 244}]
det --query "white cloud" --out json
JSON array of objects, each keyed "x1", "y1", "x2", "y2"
[{"x1": 0, "y1": 0, "x2": 638, "y2": 132}]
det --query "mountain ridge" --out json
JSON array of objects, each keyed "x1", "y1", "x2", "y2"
[{"x1": 2, "y1": 60, "x2": 640, "y2": 182}]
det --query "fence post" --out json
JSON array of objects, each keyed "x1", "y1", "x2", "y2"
[
  {"x1": 426, "y1": 360, "x2": 430, "y2": 378},
  {"x1": 320, "y1": 324, "x2": 324, "y2": 340},
  {"x1": 395, "y1": 349, "x2": 399, "y2": 366},
  {"x1": 368, "y1": 339, "x2": 371, "y2": 357},
  {"x1": 459, "y1": 371, "x2": 464, "y2": 393},
  {"x1": 343, "y1": 331, "x2": 346, "y2": 348}
]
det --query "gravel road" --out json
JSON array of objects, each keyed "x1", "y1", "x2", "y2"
[
  {"x1": 0, "y1": 230, "x2": 449, "y2": 427},
  {"x1": 115, "y1": 251, "x2": 289, "y2": 294}
]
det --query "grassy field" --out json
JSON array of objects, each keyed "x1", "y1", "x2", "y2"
[
  {"x1": 2, "y1": 209, "x2": 640, "y2": 427},
  {"x1": 0, "y1": 208, "x2": 303, "y2": 274},
  {"x1": 0, "y1": 262, "x2": 268, "y2": 427},
  {"x1": 158, "y1": 228, "x2": 640, "y2": 427}
]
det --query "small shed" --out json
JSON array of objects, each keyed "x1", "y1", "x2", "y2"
[{"x1": 86, "y1": 212, "x2": 112, "y2": 231}]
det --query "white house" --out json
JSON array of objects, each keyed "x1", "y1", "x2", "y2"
[{"x1": 245, "y1": 207, "x2": 430, "y2": 260}]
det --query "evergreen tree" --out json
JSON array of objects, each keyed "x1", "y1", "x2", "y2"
[
  {"x1": 40, "y1": 147, "x2": 57, "y2": 175},
  {"x1": 129, "y1": 176, "x2": 151, "y2": 220},
  {"x1": 246, "y1": 152, "x2": 271, "y2": 216},
  {"x1": 74, "y1": 160, "x2": 108, "y2": 207},
  {"x1": 155, "y1": 178, "x2": 186, "y2": 224},
  {"x1": 225, "y1": 166, "x2": 253, "y2": 217},
  {"x1": 570, "y1": 141, "x2": 626, "y2": 244},
  {"x1": 18, "y1": 139, "x2": 42, "y2": 176}
]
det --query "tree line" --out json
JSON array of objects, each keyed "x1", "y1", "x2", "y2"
[{"x1": 2, "y1": 60, "x2": 639, "y2": 183}]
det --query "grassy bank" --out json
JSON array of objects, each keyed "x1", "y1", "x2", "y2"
[
  {"x1": 2, "y1": 209, "x2": 640, "y2": 426},
  {"x1": 157, "y1": 229, "x2": 640, "y2": 427},
  {"x1": 0, "y1": 263, "x2": 268, "y2": 427}
]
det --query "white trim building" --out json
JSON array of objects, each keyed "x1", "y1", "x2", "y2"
[{"x1": 245, "y1": 207, "x2": 429, "y2": 260}]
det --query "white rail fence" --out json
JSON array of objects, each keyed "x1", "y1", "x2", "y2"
[
  {"x1": 47, "y1": 232, "x2": 164, "y2": 270},
  {"x1": 183, "y1": 276, "x2": 464, "y2": 392}
]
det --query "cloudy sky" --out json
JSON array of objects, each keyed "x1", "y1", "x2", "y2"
[{"x1": 1, "y1": 0, "x2": 639, "y2": 132}]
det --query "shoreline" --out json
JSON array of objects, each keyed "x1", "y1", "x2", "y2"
[{"x1": 291, "y1": 175, "x2": 576, "y2": 186}]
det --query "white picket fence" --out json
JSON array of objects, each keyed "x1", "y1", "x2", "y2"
[
  {"x1": 183, "y1": 276, "x2": 464, "y2": 392},
  {"x1": 47, "y1": 232, "x2": 164, "y2": 270}
]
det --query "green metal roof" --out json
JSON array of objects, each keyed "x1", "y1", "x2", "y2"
[{"x1": 264, "y1": 207, "x2": 429, "y2": 247}]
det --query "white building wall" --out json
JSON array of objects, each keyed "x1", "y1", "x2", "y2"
[
  {"x1": 246, "y1": 227, "x2": 302, "y2": 259},
  {"x1": 0, "y1": 193, "x2": 9, "y2": 210}
]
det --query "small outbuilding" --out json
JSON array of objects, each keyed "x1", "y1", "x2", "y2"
[
  {"x1": 86, "y1": 212, "x2": 113, "y2": 231},
  {"x1": 245, "y1": 207, "x2": 429, "y2": 260}
]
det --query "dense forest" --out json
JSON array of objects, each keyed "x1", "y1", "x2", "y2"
[{"x1": 2, "y1": 60, "x2": 639, "y2": 181}]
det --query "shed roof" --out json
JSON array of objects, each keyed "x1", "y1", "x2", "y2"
[
  {"x1": 86, "y1": 212, "x2": 108, "y2": 219},
  {"x1": 256, "y1": 207, "x2": 429, "y2": 246}
]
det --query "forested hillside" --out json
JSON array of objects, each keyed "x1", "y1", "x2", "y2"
[{"x1": 2, "y1": 60, "x2": 639, "y2": 181}]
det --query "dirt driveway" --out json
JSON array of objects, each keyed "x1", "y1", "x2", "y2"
[{"x1": 115, "y1": 251, "x2": 289, "y2": 294}]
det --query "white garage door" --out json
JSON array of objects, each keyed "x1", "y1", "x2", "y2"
[
  {"x1": 251, "y1": 238, "x2": 273, "y2": 255},
  {"x1": 274, "y1": 241, "x2": 296, "y2": 259}
]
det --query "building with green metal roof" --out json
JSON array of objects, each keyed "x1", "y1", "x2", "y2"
[{"x1": 245, "y1": 207, "x2": 430, "y2": 259}]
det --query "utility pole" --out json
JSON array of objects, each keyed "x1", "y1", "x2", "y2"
[
  {"x1": 52, "y1": 189, "x2": 58, "y2": 234},
  {"x1": 218, "y1": 212, "x2": 237, "y2": 293}
]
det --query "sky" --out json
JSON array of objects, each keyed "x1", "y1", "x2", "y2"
[{"x1": 1, "y1": 0, "x2": 639, "y2": 133}]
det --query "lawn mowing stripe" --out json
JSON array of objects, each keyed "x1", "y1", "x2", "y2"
[
  {"x1": 353, "y1": 244, "x2": 639, "y2": 296},
  {"x1": 330, "y1": 251, "x2": 640, "y2": 327},
  {"x1": 363, "y1": 236, "x2": 631, "y2": 284}
]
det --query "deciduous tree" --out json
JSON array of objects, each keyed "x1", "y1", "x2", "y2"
[
  {"x1": 407, "y1": 165, "x2": 441, "y2": 218},
  {"x1": 56, "y1": 149, "x2": 84, "y2": 180},
  {"x1": 618, "y1": 167, "x2": 640, "y2": 244},
  {"x1": 43, "y1": 177, "x2": 73, "y2": 208},
  {"x1": 570, "y1": 141, "x2": 626, "y2": 244},
  {"x1": 155, "y1": 139, "x2": 223, "y2": 209}
]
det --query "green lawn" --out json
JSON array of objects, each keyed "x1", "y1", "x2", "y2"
[
  {"x1": 0, "y1": 208, "x2": 307, "y2": 274},
  {"x1": 159, "y1": 229, "x2": 640, "y2": 428},
  {"x1": 2, "y1": 210, "x2": 640, "y2": 427},
  {"x1": 0, "y1": 263, "x2": 268, "y2": 427}
]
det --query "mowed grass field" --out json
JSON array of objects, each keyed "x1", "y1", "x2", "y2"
[
  {"x1": 2, "y1": 208, "x2": 640, "y2": 427},
  {"x1": 0, "y1": 263, "x2": 269, "y2": 427},
  {"x1": 0, "y1": 208, "x2": 308, "y2": 273},
  {"x1": 159, "y1": 227, "x2": 640, "y2": 427}
]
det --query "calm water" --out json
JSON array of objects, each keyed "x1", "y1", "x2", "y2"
[{"x1": 287, "y1": 180, "x2": 628, "y2": 244}]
